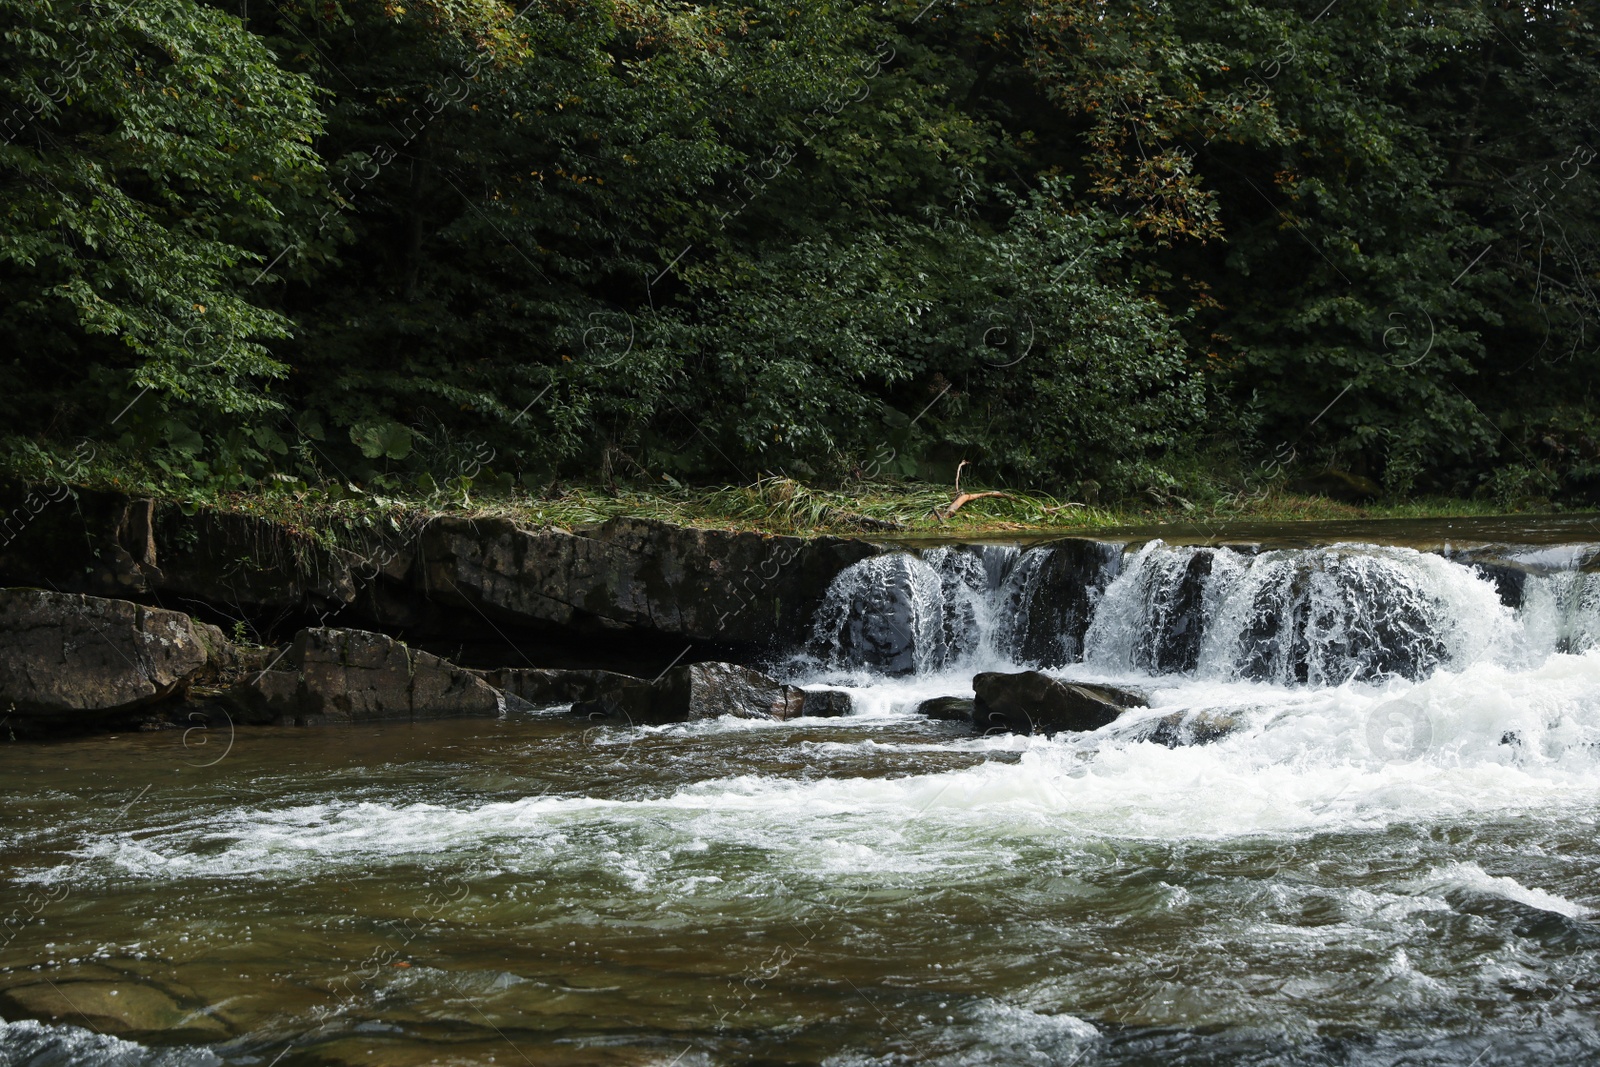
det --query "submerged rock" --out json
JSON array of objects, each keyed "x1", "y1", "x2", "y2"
[
  {"x1": 916, "y1": 696, "x2": 976, "y2": 723},
  {"x1": 228, "y1": 627, "x2": 503, "y2": 725},
  {"x1": 972, "y1": 671, "x2": 1146, "y2": 736},
  {"x1": 572, "y1": 661, "x2": 846, "y2": 723},
  {"x1": 0, "y1": 980, "x2": 227, "y2": 1037},
  {"x1": 0, "y1": 588, "x2": 215, "y2": 721}
]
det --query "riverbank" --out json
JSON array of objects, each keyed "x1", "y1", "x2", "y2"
[{"x1": 12, "y1": 471, "x2": 1533, "y2": 545}]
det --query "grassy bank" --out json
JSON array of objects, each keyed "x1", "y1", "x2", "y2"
[
  {"x1": 16, "y1": 475, "x2": 1526, "y2": 547},
  {"x1": 2, "y1": 440, "x2": 1549, "y2": 545}
]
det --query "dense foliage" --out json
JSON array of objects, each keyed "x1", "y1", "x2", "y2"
[{"x1": 2, "y1": 0, "x2": 1596, "y2": 504}]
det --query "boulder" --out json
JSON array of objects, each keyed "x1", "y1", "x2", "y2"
[
  {"x1": 800, "y1": 688, "x2": 853, "y2": 717},
  {"x1": 227, "y1": 627, "x2": 503, "y2": 725},
  {"x1": 474, "y1": 666, "x2": 645, "y2": 708},
  {"x1": 572, "y1": 661, "x2": 832, "y2": 723},
  {"x1": 916, "y1": 696, "x2": 976, "y2": 723},
  {"x1": 972, "y1": 671, "x2": 1146, "y2": 736},
  {"x1": 1143, "y1": 710, "x2": 1240, "y2": 747},
  {"x1": 0, "y1": 588, "x2": 214, "y2": 720}
]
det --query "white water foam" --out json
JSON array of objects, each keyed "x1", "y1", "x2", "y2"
[
  {"x1": 31, "y1": 651, "x2": 1600, "y2": 888},
  {"x1": 1405, "y1": 861, "x2": 1593, "y2": 919},
  {"x1": 809, "y1": 539, "x2": 1600, "y2": 692},
  {"x1": 0, "y1": 1018, "x2": 218, "y2": 1067}
]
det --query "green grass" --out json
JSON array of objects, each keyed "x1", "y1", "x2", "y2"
[
  {"x1": 185, "y1": 478, "x2": 1526, "y2": 546},
  {"x1": 0, "y1": 436, "x2": 1541, "y2": 546}
]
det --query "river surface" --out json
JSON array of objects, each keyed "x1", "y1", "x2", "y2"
[{"x1": 4, "y1": 518, "x2": 1600, "y2": 1065}]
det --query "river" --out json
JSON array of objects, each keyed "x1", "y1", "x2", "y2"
[{"x1": 3, "y1": 518, "x2": 1599, "y2": 1065}]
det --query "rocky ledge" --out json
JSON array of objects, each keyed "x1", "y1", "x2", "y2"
[
  {"x1": 0, "y1": 485, "x2": 883, "y2": 663},
  {"x1": 0, "y1": 587, "x2": 850, "y2": 738}
]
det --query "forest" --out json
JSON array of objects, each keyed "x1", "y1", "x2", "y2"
[{"x1": 2, "y1": 0, "x2": 1597, "y2": 512}]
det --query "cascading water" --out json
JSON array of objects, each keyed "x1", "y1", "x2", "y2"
[
  {"x1": 1519, "y1": 569, "x2": 1600, "y2": 656},
  {"x1": 810, "y1": 537, "x2": 1598, "y2": 687},
  {"x1": 806, "y1": 546, "x2": 1021, "y2": 674},
  {"x1": 9, "y1": 523, "x2": 1600, "y2": 1067},
  {"x1": 1084, "y1": 542, "x2": 1521, "y2": 685}
]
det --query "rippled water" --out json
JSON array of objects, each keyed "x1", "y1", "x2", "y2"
[{"x1": 4, "y1": 526, "x2": 1600, "y2": 1065}]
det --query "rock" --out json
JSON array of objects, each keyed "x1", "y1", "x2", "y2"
[
  {"x1": 972, "y1": 671, "x2": 1146, "y2": 736},
  {"x1": 1469, "y1": 561, "x2": 1530, "y2": 609},
  {"x1": 660, "y1": 662, "x2": 807, "y2": 720},
  {"x1": 800, "y1": 688, "x2": 853, "y2": 717},
  {"x1": 807, "y1": 553, "x2": 929, "y2": 675},
  {"x1": 474, "y1": 666, "x2": 646, "y2": 708},
  {"x1": 572, "y1": 661, "x2": 810, "y2": 723},
  {"x1": 0, "y1": 588, "x2": 213, "y2": 719},
  {"x1": 1144, "y1": 710, "x2": 1240, "y2": 747},
  {"x1": 226, "y1": 628, "x2": 503, "y2": 725},
  {"x1": 0, "y1": 980, "x2": 227, "y2": 1036},
  {"x1": 1009, "y1": 539, "x2": 1125, "y2": 667},
  {"x1": 416, "y1": 515, "x2": 883, "y2": 650},
  {"x1": 916, "y1": 696, "x2": 976, "y2": 722},
  {"x1": 0, "y1": 485, "x2": 364, "y2": 618},
  {"x1": 568, "y1": 679, "x2": 657, "y2": 724},
  {"x1": 1082, "y1": 682, "x2": 1152, "y2": 708},
  {"x1": 1148, "y1": 550, "x2": 1214, "y2": 674}
]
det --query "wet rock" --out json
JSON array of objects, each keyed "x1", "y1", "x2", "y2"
[
  {"x1": 0, "y1": 588, "x2": 214, "y2": 720},
  {"x1": 572, "y1": 661, "x2": 809, "y2": 723},
  {"x1": 972, "y1": 671, "x2": 1146, "y2": 736},
  {"x1": 1148, "y1": 551, "x2": 1213, "y2": 674},
  {"x1": 227, "y1": 627, "x2": 503, "y2": 725},
  {"x1": 1144, "y1": 710, "x2": 1240, "y2": 747},
  {"x1": 804, "y1": 553, "x2": 929, "y2": 675},
  {"x1": 0, "y1": 980, "x2": 227, "y2": 1037},
  {"x1": 1469, "y1": 561, "x2": 1530, "y2": 609},
  {"x1": 916, "y1": 696, "x2": 976, "y2": 722},
  {"x1": 1085, "y1": 682, "x2": 1153, "y2": 708},
  {"x1": 800, "y1": 688, "x2": 853, "y2": 717},
  {"x1": 1010, "y1": 539, "x2": 1125, "y2": 667},
  {"x1": 568, "y1": 679, "x2": 657, "y2": 724},
  {"x1": 475, "y1": 666, "x2": 645, "y2": 709}
]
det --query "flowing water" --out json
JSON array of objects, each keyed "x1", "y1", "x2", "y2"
[{"x1": 4, "y1": 520, "x2": 1600, "y2": 1065}]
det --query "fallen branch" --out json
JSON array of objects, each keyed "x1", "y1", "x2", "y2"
[
  {"x1": 932, "y1": 461, "x2": 1016, "y2": 521},
  {"x1": 940, "y1": 490, "x2": 1013, "y2": 519}
]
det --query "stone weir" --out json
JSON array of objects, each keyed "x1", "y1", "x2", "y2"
[{"x1": 0, "y1": 484, "x2": 1594, "y2": 738}]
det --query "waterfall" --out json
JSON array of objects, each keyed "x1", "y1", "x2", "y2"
[
  {"x1": 806, "y1": 540, "x2": 1121, "y2": 675},
  {"x1": 1519, "y1": 570, "x2": 1600, "y2": 656},
  {"x1": 1084, "y1": 542, "x2": 1516, "y2": 684},
  {"x1": 808, "y1": 535, "x2": 1600, "y2": 687}
]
